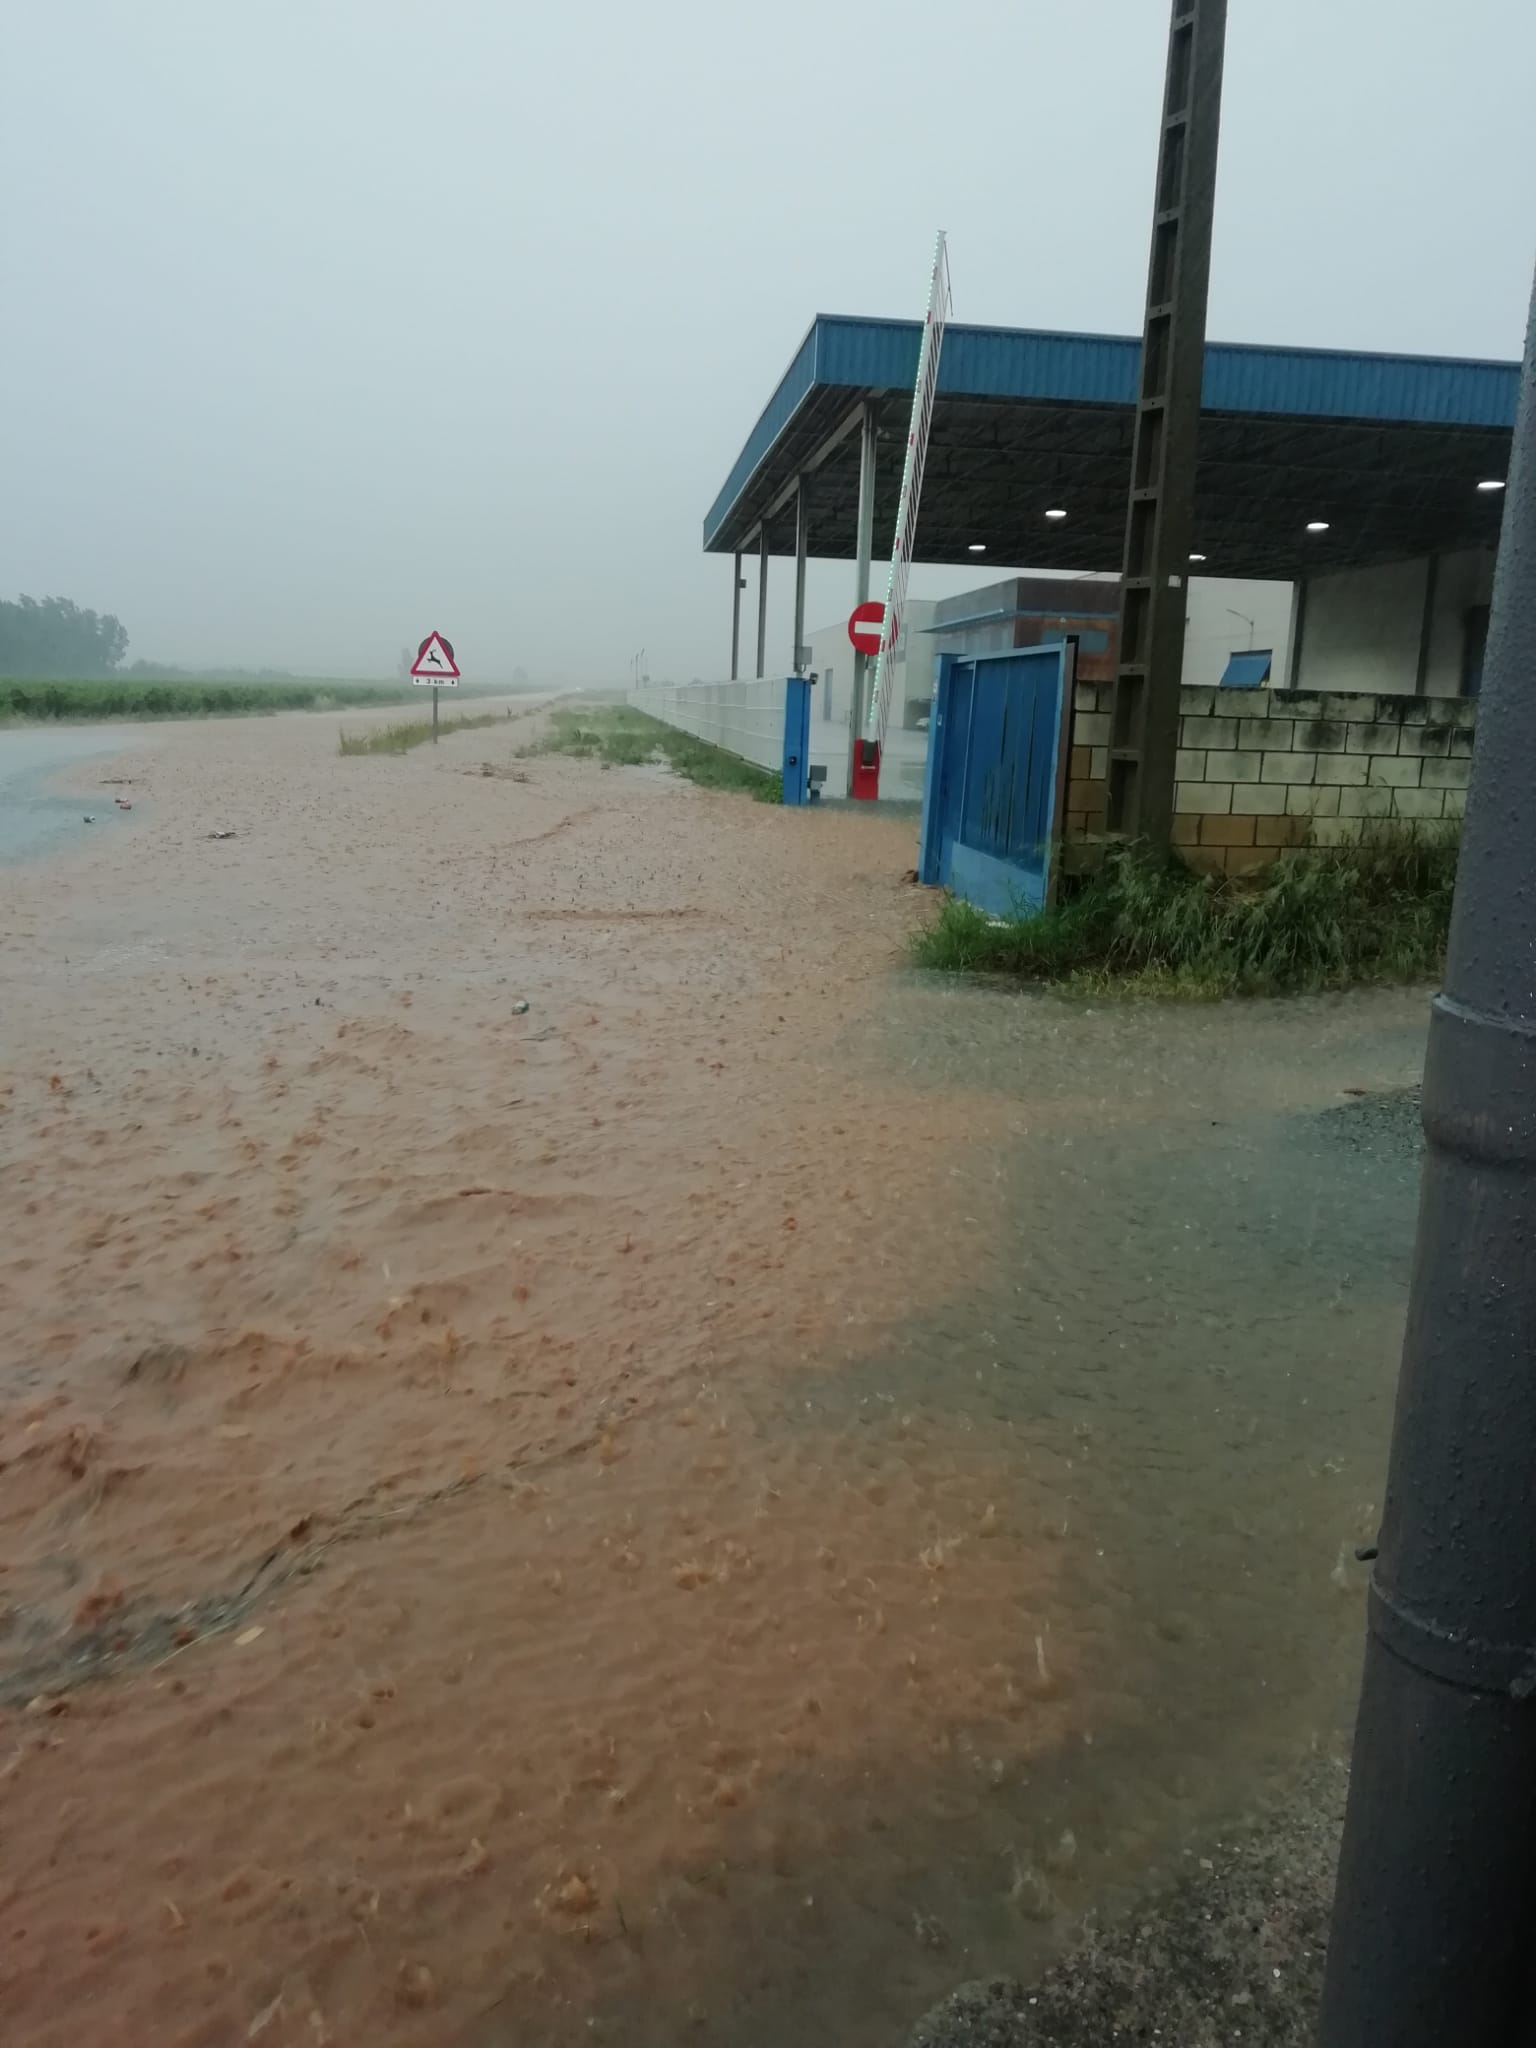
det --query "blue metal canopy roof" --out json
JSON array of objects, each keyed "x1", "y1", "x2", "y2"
[{"x1": 706, "y1": 314, "x2": 1519, "y2": 580}]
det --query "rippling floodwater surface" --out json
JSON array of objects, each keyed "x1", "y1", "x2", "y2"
[
  {"x1": 0, "y1": 725, "x2": 144, "y2": 862},
  {"x1": 0, "y1": 703, "x2": 1424, "y2": 2047}
]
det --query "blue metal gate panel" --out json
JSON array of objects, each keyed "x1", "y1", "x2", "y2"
[
  {"x1": 781, "y1": 676, "x2": 811, "y2": 804},
  {"x1": 917, "y1": 644, "x2": 1071, "y2": 916}
]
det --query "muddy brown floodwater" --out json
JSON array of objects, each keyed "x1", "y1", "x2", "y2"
[{"x1": 0, "y1": 699, "x2": 1427, "y2": 2047}]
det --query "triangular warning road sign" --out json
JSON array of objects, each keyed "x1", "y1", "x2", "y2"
[{"x1": 411, "y1": 631, "x2": 460, "y2": 680}]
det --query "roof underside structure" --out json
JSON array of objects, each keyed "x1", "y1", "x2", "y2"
[{"x1": 704, "y1": 316, "x2": 1518, "y2": 581}]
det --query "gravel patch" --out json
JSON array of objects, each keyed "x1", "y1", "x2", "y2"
[
  {"x1": 908, "y1": 1761, "x2": 1345, "y2": 2048},
  {"x1": 1311, "y1": 1084, "x2": 1422, "y2": 1159}
]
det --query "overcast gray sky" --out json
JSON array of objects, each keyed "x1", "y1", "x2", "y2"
[{"x1": 4, "y1": 0, "x2": 1533, "y2": 684}]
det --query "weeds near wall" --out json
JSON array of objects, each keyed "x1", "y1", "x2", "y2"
[
  {"x1": 912, "y1": 831, "x2": 1459, "y2": 997},
  {"x1": 529, "y1": 707, "x2": 781, "y2": 801}
]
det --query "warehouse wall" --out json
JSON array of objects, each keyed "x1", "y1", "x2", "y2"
[
  {"x1": 1424, "y1": 548, "x2": 1496, "y2": 695},
  {"x1": 1294, "y1": 550, "x2": 1495, "y2": 697}
]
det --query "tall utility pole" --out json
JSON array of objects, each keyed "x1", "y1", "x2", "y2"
[
  {"x1": 1317, "y1": 268, "x2": 1536, "y2": 2046},
  {"x1": 1106, "y1": 0, "x2": 1228, "y2": 849}
]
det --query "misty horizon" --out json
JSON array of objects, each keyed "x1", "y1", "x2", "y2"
[{"x1": 5, "y1": 0, "x2": 1533, "y2": 687}]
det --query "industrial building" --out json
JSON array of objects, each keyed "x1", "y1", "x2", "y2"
[
  {"x1": 801, "y1": 570, "x2": 1292, "y2": 797},
  {"x1": 706, "y1": 315, "x2": 1516, "y2": 758}
]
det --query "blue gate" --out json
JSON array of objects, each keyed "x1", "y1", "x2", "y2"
[{"x1": 917, "y1": 643, "x2": 1074, "y2": 915}]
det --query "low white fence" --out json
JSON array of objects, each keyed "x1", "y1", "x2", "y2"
[
  {"x1": 627, "y1": 676, "x2": 934, "y2": 800},
  {"x1": 627, "y1": 677, "x2": 787, "y2": 776}
]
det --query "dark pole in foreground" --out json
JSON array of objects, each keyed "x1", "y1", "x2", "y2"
[
  {"x1": 1106, "y1": 0, "x2": 1227, "y2": 850},
  {"x1": 1317, "y1": 269, "x2": 1536, "y2": 2046}
]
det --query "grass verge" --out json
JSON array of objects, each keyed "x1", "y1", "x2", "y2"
[
  {"x1": 527, "y1": 705, "x2": 781, "y2": 801},
  {"x1": 337, "y1": 710, "x2": 514, "y2": 756},
  {"x1": 912, "y1": 834, "x2": 1458, "y2": 997},
  {"x1": 2, "y1": 677, "x2": 419, "y2": 721}
]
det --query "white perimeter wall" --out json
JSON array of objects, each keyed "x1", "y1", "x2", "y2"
[{"x1": 628, "y1": 676, "x2": 786, "y2": 774}]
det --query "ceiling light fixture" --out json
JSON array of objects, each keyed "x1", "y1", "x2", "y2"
[
  {"x1": 1477, "y1": 478, "x2": 1506, "y2": 492},
  {"x1": 968, "y1": 542, "x2": 986, "y2": 552},
  {"x1": 1306, "y1": 520, "x2": 1331, "y2": 533},
  {"x1": 1189, "y1": 552, "x2": 1207, "y2": 563},
  {"x1": 1044, "y1": 507, "x2": 1067, "y2": 522}
]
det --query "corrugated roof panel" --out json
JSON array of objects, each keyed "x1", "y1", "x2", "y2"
[
  {"x1": 1201, "y1": 343, "x2": 1519, "y2": 427},
  {"x1": 814, "y1": 317, "x2": 922, "y2": 391},
  {"x1": 799, "y1": 314, "x2": 1520, "y2": 426},
  {"x1": 704, "y1": 313, "x2": 1520, "y2": 549},
  {"x1": 942, "y1": 326, "x2": 1139, "y2": 404},
  {"x1": 811, "y1": 318, "x2": 1144, "y2": 404},
  {"x1": 806, "y1": 316, "x2": 1519, "y2": 423}
]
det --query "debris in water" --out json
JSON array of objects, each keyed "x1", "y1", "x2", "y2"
[
  {"x1": 511, "y1": 999, "x2": 530, "y2": 1015},
  {"x1": 247, "y1": 1989, "x2": 286, "y2": 2039},
  {"x1": 395, "y1": 1963, "x2": 435, "y2": 2009},
  {"x1": 1045, "y1": 1828, "x2": 1078, "y2": 1875},
  {"x1": 208, "y1": 829, "x2": 237, "y2": 840},
  {"x1": 82, "y1": 814, "x2": 96, "y2": 824},
  {"x1": 913, "y1": 1911, "x2": 949, "y2": 1951},
  {"x1": 554, "y1": 1873, "x2": 599, "y2": 1916},
  {"x1": 1008, "y1": 1849, "x2": 1057, "y2": 1923}
]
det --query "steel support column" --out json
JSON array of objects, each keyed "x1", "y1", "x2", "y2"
[
  {"x1": 730, "y1": 549, "x2": 743, "y2": 682},
  {"x1": 1413, "y1": 553, "x2": 1441, "y2": 696},
  {"x1": 1317, "y1": 267, "x2": 1536, "y2": 2048},
  {"x1": 793, "y1": 477, "x2": 809, "y2": 672},
  {"x1": 756, "y1": 528, "x2": 769, "y2": 680},
  {"x1": 1106, "y1": 0, "x2": 1228, "y2": 849},
  {"x1": 851, "y1": 401, "x2": 878, "y2": 787},
  {"x1": 1285, "y1": 574, "x2": 1308, "y2": 690}
]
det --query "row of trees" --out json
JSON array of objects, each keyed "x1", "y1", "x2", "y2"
[
  {"x1": 3, "y1": 597, "x2": 535, "y2": 688},
  {"x1": 0, "y1": 595, "x2": 128, "y2": 677}
]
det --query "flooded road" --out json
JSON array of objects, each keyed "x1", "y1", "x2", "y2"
[
  {"x1": 0, "y1": 725, "x2": 144, "y2": 862},
  {"x1": 0, "y1": 701, "x2": 1422, "y2": 2046}
]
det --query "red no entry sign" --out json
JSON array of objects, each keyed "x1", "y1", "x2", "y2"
[{"x1": 847, "y1": 600, "x2": 895, "y2": 657}]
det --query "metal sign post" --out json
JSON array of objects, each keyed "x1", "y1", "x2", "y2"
[{"x1": 410, "y1": 631, "x2": 460, "y2": 741}]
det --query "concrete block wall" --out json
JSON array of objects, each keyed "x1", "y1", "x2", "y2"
[{"x1": 1065, "y1": 685, "x2": 1475, "y2": 875}]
